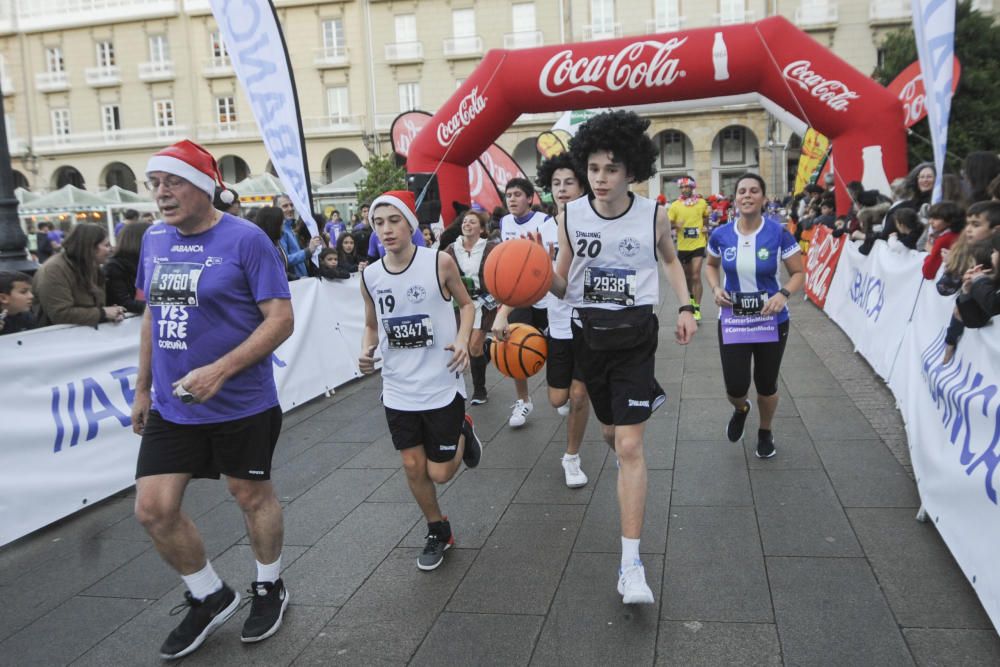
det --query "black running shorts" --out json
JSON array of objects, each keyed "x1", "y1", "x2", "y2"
[
  {"x1": 509, "y1": 306, "x2": 548, "y2": 333},
  {"x1": 677, "y1": 248, "x2": 706, "y2": 264},
  {"x1": 385, "y1": 393, "x2": 465, "y2": 463},
  {"x1": 546, "y1": 336, "x2": 584, "y2": 390},
  {"x1": 136, "y1": 405, "x2": 282, "y2": 481},
  {"x1": 571, "y1": 318, "x2": 660, "y2": 426}
]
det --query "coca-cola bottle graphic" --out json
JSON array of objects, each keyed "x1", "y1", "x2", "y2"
[
  {"x1": 713, "y1": 32, "x2": 729, "y2": 81},
  {"x1": 860, "y1": 145, "x2": 892, "y2": 197}
]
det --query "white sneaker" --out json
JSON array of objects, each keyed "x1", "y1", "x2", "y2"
[
  {"x1": 556, "y1": 402, "x2": 570, "y2": 417},
  {"x1": 509, "y1": 399, "x2": 533, "y2": 427},
  {"x1": 562, "y1": 454, "x2": 588, "y2": 488},
  {"x1": 617, "y1": 562, "x2": 655, "y2": 604}
]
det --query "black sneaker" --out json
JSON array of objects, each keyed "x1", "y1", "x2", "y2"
[
  {"x1": 726, "y1": 400, "x2": 752, "y2": 442},
  {"x1": 241, "y1": 578, "x2": 289, "y2": 643},
  {"x1": 461, "y1": 414, "x2": 483, "y2": 468},
  {"x1": 418, "y1": 519, "x2": 453, "y2": 571},
  {"x1": 470, "y1": 386, "x2": 488, "y2": 405},
  {"x1": 159, "y1": 584, "x2": 240, "y2": 660},
  {"x1": 756, "y1": 431, "x2": 777, "y2": 459}
]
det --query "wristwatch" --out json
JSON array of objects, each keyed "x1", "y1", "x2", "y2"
[{"x1": 778, "y1": 288, "x2": 791, "y2": 298}]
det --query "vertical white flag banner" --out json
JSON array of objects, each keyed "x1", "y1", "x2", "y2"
[
  {"x1": 911, "y1": 0, "x2": 956, "y2": 204},
  {"x1": 210, "y1": 0, "x2": 318, "y2": 238}
]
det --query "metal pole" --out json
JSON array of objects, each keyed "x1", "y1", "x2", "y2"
[{"x1": 0, "y1": 77, "x2": 36, "y2": 273}]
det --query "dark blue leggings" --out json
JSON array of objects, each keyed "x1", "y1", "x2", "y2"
[{"x1": 717, "y1": 320, "x2": 790, "y2": 398}]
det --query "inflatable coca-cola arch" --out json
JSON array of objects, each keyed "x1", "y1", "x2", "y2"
[{"x1": 406, "y1": 16, "x2": 906, "y2": 216}]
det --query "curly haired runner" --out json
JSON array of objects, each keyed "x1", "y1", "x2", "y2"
[
  {"x1": 534, "y1": 153, "x2": 593, "y2": 488},
  {"x1": 537, "y1": 110, "x2": 698, "y2": 604}
]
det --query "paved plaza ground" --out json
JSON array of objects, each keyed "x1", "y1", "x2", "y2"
[{"x1": 2, "y1": 288, "x2": 999, "y2": 666}]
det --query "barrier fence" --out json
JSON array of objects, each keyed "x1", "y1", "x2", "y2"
[
  {"x1": 0, "y1": 277, "x2": 366, "y2": 547},
  {"x1": 817, "y1": 238, "x2": 999, "y2": 633}
]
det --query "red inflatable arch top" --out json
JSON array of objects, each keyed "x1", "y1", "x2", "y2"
[{"x1": 406, "y1": 16, "x2": 906, "y2": 216}]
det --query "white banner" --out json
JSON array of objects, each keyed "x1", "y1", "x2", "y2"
[
  {"x1": 210, "y1": 0, "x2": 318, "y2": 237},
  {"x1": 912, "y1": 0, "x2": 956, "y2": 204},
  {"x1": 822, "y1": 241, "x2": 925, "y2": 379},
  {"x1": 888, "y1": 278, "x2": 1000, "y2": 630},
  {"x1": 0, "y1": 279, "x2": 364, "y2": 546}
]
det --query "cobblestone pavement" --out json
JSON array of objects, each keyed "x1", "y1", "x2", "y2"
[{"x1": 2, "y1": 285, "x2": 998, "y2": 666}]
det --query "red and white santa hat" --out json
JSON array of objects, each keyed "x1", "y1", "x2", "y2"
[
  {"x1": 369, "y1": 190, "x2": 419, "y2": 231},
  {"x1": 146, "y1": 140, "x2": 224, "y2": 199}
]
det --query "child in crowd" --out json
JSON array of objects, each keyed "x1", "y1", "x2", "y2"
[
  {"x1": 956, "y1": 234, "x2": 1000, "y2": 328},
  {"x1": 886, "y1": 208, "x2": 923, "y2": 252},
  {"x1": 318, "y1": 247, "x2": 351, "y2": 280},
  {"x1": 336, "y1": 232, "x2": 366, "y2": 273},
  {"x1": 922, "y1": 202, "x2": 965, "y2": 280},
  {"x1": 0, "y1": 271, "x2": 36, "y2": 335}
]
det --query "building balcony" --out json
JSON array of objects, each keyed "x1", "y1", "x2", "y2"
[
  {"x1": 869, "y1": 0, "x2": 910, "y2": 22},
  {"x1": 645, "y1": 17, "x2": 685, "y2": 33},
  {"x1": 202, "y1": 56, "x2": 233, "y2": 78},
  {"x1": 714, "y1": 10, "x2": 757, "y2": 25},
  {"x1": 314, "y1": 46, "x2": 349, "y2": 68},
  {"x1": 443, "y1": 35, "x2": 483, "y2": 59},
  {"x1": 35, "y1": 71, "x2": 69, "y2": 93},
  {"x1": 16, "y1": 0, "x2": 178, "y2": 33},
  {"x1": 32, "y1": 125, "x2": 188, "y2": 154},
  {"x1": 303, "y1": 115, "x2": 364, "y2": 136},
  {"x1": 582, "y1": 22, "x2": 622, "y2": 41},
  {"x1": 795, "y1": 4, "x2": 838, "y2": 27},
  {"x1": 374, "y1": 112, "x2": 399, "y2": 131},
  {"x1": 197, "y1": 121, "x2": 260, "y2": 142},
  {"x1": 138, "y1": 60, "x2": 175, "y2": 81},
  {"x1": 503, "y1": 30, "x2": 543, "y2": 49},
  {"x1": 182, "y1": 0, "x2": 211, "y2": 13},
  {"x1": 385, "y1": 41, "x2": 423, "y2": 63},
  {"x1": 84, "y1": 65, "x2": 121, "y2": 87}
]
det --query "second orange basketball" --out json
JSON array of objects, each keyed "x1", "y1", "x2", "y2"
[
  {"x1": 483, "y1": 238, "x2": 553, "y2": 308},
  {"x1": 488, "y1": 324, "x2": 548, "y2": 380}
]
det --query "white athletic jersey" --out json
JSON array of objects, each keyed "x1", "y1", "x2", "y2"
[
  {"x1": 500, "y1": 211, "x2": 553, "y2": 310},
  {"x1": 363, "y1": 246, "x2": 465, "y2": 411},
  {"x1": 564, "y1": 194, "x2": 659, "y2": 311},
  {"x1": 543, "y1": 218, "x2": 574, "y2": 340}
]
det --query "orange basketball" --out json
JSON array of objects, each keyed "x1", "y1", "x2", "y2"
[
  {"x1": 488, "y1": 324, "x2": 548, "y2": 380},
  {"x1": 483, "y1": 238, "x2": 553, "y2": 308}
]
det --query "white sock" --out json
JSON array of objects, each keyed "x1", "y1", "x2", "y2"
[
  {"x1": 182, "y1": 561, "x2": 223, "y2": 601},
  {"x1": 563, "y1": 453, "x2": 579, "y2": 461},
  {"x1": 256, "y1": 555, "x2": 282, "y2": 584},
  {"x1": 621, "y1": 537, "x2": 641, "y2": 569}
]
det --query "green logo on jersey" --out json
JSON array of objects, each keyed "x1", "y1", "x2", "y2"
[{"x1": 757, "y1": 248, "x2": 770, "y2": 261}]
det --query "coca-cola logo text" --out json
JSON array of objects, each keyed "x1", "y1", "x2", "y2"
[
  {"x1": 898, "y1": 76, "x2": 926, "y2": 128},
  {"x1": 437, "y1": 87, "x2": 487, "y2": 147},
  {"x1": 479, "y1": 151, "x2": 512, "y2": 190},
  {"x1": 782, "y1": 60, "x2": 860, "y2": 112},
  {"x1": 540, "y1": 38, "x2": 687, "y2": 98},
  {"x1": 395, "y1": 118, "x2": 422, "y2": 156}
]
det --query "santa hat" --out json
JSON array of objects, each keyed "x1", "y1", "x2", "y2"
[
  {"x1": 369, "y1": 190, "x2": 419, "y2": 231},
  {"x1": 146, "y1": 140, "x2": 224, "y2": 199}
]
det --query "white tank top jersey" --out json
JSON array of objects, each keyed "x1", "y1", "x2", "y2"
[
  {"x1": 564, "y1": 194, "x2": 660, "y2": 311},
  {"x1": 542, "y1": 217, "x2": 574, "y2": 340},
  {"x1": 363, "y1": 246, "x2": 465, "y2": 411},
  {"x1": 500, "y1": 211, "x2": 554, "y2": 310}
]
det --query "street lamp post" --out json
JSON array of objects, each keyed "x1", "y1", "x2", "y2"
[{"x1": 0, "y1": 78, "x2": 36, "y2": 273}]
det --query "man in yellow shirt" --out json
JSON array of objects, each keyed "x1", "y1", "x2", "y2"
[{"x1": 667, "y1": 176, "x2": 710, "y2": 321}]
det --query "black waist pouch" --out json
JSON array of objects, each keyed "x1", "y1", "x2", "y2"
[{"x1": 576, "y1": 305, "x2": 655, "y2": 351}]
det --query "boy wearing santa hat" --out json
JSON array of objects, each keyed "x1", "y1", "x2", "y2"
[{"x1": 358, "y1": 190, "x2": 483, "y2": 572}]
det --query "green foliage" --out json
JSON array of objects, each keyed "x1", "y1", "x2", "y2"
[
  {"x1": 355, "y1": 153, "x2": 406, "y2": 206},
  {"x1": 872, "y1": 1, "x2": 1000, "y2": 171}
]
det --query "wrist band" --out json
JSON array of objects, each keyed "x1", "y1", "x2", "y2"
[{"x1": 678, "y1": 305, "x2": 696, "y2": 314}]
